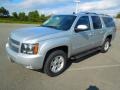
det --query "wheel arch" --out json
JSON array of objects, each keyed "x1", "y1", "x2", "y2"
[
  {"x1": 106, "y1": 34, "x2": 112, "y2": 41},
  {"x1": 42, "y1": 45, "x2": 68, "y2": 69},
  {"x1": 102, "y1": 34, "x2": 112, "y2": 45}
]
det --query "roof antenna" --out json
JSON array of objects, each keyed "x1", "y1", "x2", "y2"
[
  {"x1": 73, "y1": 12, "x2": 75, "y2": 14},
  {"x1": 74, "y1": 0, "x2": 80, "y2": 14}
]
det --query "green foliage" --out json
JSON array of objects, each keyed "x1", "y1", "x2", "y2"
[
  {"x1": 40, "y1": 14, "x2": 46, "y2": 22},
  {"x1": 0, "y1": 6, "x2": 51, "y2": 24},
  {"x1": 116, "y1": 13, "x2": 120, "y2": 18},
  {"x1": 18, "y1": 12, "x2": 26, "y2": 21},
  {"x1": 28, "y1": 10, "x2": 40, "y2": 22},
  {"x1": 12, "y1": 12, "x2": 18, "y2": 18},
  {"x1": 0, "y1": 7, "x2": 9, "y2": 17}
]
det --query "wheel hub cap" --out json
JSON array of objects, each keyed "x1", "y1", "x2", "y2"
[
  {"x1": 50, "y1": 56, "x2": 64, "y2": 73},
  {"x1": 104, "y1": 41, "x2": 109, "y2": 51}
]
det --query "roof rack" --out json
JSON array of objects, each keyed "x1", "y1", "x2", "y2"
[
  {"x1": 78, "y1": 12, "x2": 97, "y2": 15},
  {"x1": 85, "y1": 12, "x2": 97, "y2": 15},
  {"x1": 98, "y1": 14, "x2": 110, "y2": 16},
  {"x1": 77, "y1": 12, "x2": 110, "y2": 16}
]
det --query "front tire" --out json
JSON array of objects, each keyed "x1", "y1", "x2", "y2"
[
  {"x1": 101, "y1": 38, "x2": 111, "y2": 53},
  {"x1": 44, "y1": 50, "x2": 67, "y2": 77}
]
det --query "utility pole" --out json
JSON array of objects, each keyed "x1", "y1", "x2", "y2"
[{"x1": 74, "y1": 0, "x2": 80, "y2": 13}]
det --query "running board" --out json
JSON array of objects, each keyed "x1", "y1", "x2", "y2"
[{"x1": 70, "y1": 47, "x2": 101, "y2": 60}]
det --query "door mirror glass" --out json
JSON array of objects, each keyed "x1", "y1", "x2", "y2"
[{"x1": 75, "y1": 25, "x2": 88, "y2": 32}]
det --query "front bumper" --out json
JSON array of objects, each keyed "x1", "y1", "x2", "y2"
[{"x1": 6, "y1": 43, "x2": 44, "y2": 69}]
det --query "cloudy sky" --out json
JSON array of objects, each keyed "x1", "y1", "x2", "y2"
[{"x1": 0, "y1": 0, "x2": 120, "y2": 16}]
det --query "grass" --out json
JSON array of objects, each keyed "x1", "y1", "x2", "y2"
[{"x1": 0, "y1": 18, "x2": 41, "y2": 24}]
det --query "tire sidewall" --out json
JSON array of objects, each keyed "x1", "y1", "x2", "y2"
[
  {"x1": 44, "y1": 50, "x2": 67, "y2": 77},
  {"x1": 101, "y1": 38, "x2": 110, "y2": 53}
]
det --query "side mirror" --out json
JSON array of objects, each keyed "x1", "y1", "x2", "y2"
[{"x1": 75, "y1": 25, "x2": 88, "y2": 32}]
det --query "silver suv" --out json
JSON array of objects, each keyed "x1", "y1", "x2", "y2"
[{"x1": 6, "y1": 12, "x2": 116, "y2": 76}]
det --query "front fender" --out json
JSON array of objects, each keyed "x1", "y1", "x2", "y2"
[{"x1": 38, "y1": 37, "x2": 71, "y2": 58}]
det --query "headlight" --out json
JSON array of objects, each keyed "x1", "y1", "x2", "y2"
[{"x1": 21, "y1": 43, "x2": 39, "y2": 55}]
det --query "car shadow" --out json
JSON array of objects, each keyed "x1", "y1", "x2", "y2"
[
  {"x1": 34, "y1": 50, "x2": 100, "y2": 75},
  {"x1": 65, "y1": 50, "x2": 100, "y2": 72},
  {"x1": 86, "y1": 85, "x2": 99, "y2": 90}
]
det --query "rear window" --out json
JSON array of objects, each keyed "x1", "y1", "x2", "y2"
[{"x1": 102, "y1": 17, "x2": 115, "y2": 27}]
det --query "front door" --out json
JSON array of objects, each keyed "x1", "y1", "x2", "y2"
[{"x1": 71, "y1": 16, "x2": 95, "y2": 55}]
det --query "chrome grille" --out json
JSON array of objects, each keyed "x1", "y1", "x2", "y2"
[
  {"x1": 9, "y1": 38, "x2": 20, "y2": 45},
  {"x1": 9, "y1": 38, "x2": 20, "y2": 53}
]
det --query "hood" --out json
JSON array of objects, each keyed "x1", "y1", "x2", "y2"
[{"x1": 10, "y1": 27, "x2": 62, "y2": 42}]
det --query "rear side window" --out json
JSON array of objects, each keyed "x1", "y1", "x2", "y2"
[
  {"x1": 75, "y1": 16, "x2": 90, "y2": 30},
  {"x1": 102, "y1": 17, "x2": 115, "y2": 27},
  {"x1": 91, "y1": 16, "x2": 102, "y2": 29}
]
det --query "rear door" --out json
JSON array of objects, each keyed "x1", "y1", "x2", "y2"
[{"x1": 90, "y1": 16, "x2": 104, "y2": 47}]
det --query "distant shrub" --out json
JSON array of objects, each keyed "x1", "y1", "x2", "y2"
[{"x1": 116, "y1": 13, "x2": 120, "y2": 18}]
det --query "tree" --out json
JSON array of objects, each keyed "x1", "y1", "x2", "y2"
[
  {"x1": 40, "y1": 14, "x2": 49, "y2": 23},
  {"x1": 116, "y1": 13, "x2": 120, "y2": 18},
  {"x1": 0, "y1": 7, "x2": 5, "y2": 16},
  {"x1": 40, "y1": 14, "x2": 45, "y2": 22},
  {"x1": 18, "y1": 12, "x2": 26, "y2": 21},
  {"x1": 4, "y1": 10, "x2": 9, "y2": 17},
  {"x1": 28, "y1": 10, "x2": 40, "y2": 22},
  {"x1": 12, "y1": 12, "x2": 18, "y2": 18},
  {"x1": 0, "y1": 7, "x2": 9, "y2": 17}
]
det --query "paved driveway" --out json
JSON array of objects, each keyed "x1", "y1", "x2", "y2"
[{"x1": 0, "y1": 22, "x2": 120, "y2": 90}]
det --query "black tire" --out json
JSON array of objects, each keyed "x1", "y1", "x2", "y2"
[
  {"x1": 44, "y1": 50, "x2": 67, "y2": 77},
  {"x1": 101, "y1": 38, "x2": 111, "y2": 53}
]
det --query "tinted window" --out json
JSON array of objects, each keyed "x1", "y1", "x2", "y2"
[
  {"x1": 92, "y1": 16, "x2": 102, "y2": 29},
  {"x1": 42, "y1": 15, "x2": 76, "y2": 30},
  {"x1": 75, "y1": 16, "x2": 90, "y2": 30},
  {"x1": 102, "y1": 17, "x2": 115, "y2": 27}
]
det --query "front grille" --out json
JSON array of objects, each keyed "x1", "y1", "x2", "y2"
[
  {"x1": 9, "y1": 38, "x2": 20, "y2": 45},
  {"x1": 9, "y1": 38, "x2": 20, "y2": 53}
]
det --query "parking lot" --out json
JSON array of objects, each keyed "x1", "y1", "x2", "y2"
[{"x1": 0, "y1": 21, "x2": 120, "y2": 90}]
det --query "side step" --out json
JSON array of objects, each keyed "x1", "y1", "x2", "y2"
[{"x1": 70, "y1": 47, "x2": 101, "y2": 60}]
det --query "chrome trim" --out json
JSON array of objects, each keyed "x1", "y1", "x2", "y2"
[{"x1": 9, "y1": 37, "x2": 20, "y2": 53}]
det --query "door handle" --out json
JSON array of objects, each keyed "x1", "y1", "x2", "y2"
[
  {"x1": 99, "y1": 30, "x2": 104, "y2": 34},
  {"x1": 88, "y1": 32, "x2": 94, "y2": 36}
]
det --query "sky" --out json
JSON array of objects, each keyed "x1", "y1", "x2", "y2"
[{"x1": 0, "y1": 0, "x2": 120, "y2": 16}]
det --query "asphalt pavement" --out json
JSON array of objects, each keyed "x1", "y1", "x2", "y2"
[{"x1": 0, "y1": 22, "x2": 120, "y2": 90}]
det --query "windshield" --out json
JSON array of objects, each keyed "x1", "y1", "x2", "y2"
[{"x1": 42, "y1": 15, "x2": 76, "y2": 30}]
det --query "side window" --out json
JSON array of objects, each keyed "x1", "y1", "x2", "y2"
[
  {"x1": 75, "y1": 16, "x2": 90, "y2": 30},
  {"x1": 91, "y1": 16, "x2": 102, "y2": 29},
  {"x1": 102, "y1": 17, "x2": 115, "y2": 27}
]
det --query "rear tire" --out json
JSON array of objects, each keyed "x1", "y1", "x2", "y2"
[
  {"x1": 101, "y1": 38, "x2": 111, "y2": 53},
  {"x1": 44, "y1": 50, "x2": 67, "y2": 77}
]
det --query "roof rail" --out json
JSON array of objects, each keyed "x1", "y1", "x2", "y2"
[
  {"x1": 77, "y1": 12, "x2": 110, "y2": 16},
  {"x1": 85, "y1": 12, "x2": 97, "y2": 15},
  {"x1": 78, "y1": 12, "x2": 97, "y2": 15},
  {"x1": 98, "y1": 14, "x2": 110, "y2": 16}
]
